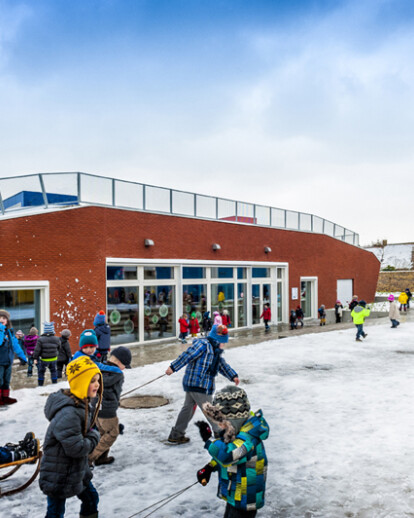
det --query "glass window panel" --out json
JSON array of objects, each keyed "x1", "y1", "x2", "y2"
[
  {"x1": 0, "y1": 289, "x2": 40, "y2": 334},
  {"x1": 335, "y1": 225, "x2": 345, "y2": 239},
  {"x1": 217, "y1": 198, "x2": 236, "y2": 221},
  {"x1": 252, "y1": 268, "x2": 270, "y2": 278},
  {"x1": 300, "y1": 281, "x2": 312, "y2": 318},
  {"x1": 183, "y1": 267, "x2": 206, "y2": 279},
  {"x1": 271, "y1": 208, "x2": 285, "y2": 228},
  {"x1": 324, "y1": 221, "x2": 334, "y2": 236},
  {"x1": 43, "y1": 173, "x2": 78, "y2": 206},
  {"x1": 145, "y1": 185, "x2": 170, "y2": 213},
  {"x1": 182, "y1": 285, "x2": 207, "y2": 323},
  {"x1": 313, "y1": 216, "x2": 324, "y2": 233},
  {"x1": 107, "y1": 266, "x2": 137, "y2": 280},
  {"x1": 172, "y1": 190, "x2": 195, "y2": 216},
  {"x1": 114, "y1": 180, "x2": 143, "y2": 210},
  {"x1": 300, "y1": 213, "x2": 312, "y2": 231},
  {"x1": 107, "y1": 287, "x2": 139, "y2": 345},
  {"x1": 286, "y1": 210, "x2": 299, "y2": 230},
  {"x1": 143, "y1": 286, "x2": 175, "y2": 341},
  {"x1": 237, "y1": 283, "x2": 247, "y2": 328},
  {"x1": 236, "y1": 202, "x2": 254, "y2": 223},
  {"x1": 144, "y1": 267, "x2": 173, "y2": 280},
  {"x1": 237, "y1": 268, "x2": 246, "y2": 279},
  {"x1": 196, "y1": 195, "x2": 216, "y2": 219},
  {"x1": 0, "y1": 175, "x2": 43, "y2": 212},
  {"x1": 211, "y1": 267, "x2": 234, "y2": 279},
  {"x1": 211, "y1": 284, "x2": 234, "y2": 328},
  {"x1": 263, "y1": 284, "x2": 271, "y2": 305},
  {"x1": 256, "y1": 205, "x2": 270, "y2": 226},
  {"x1": 344, "y1": 231, "x2": 355, "y2": 244},
  {"x1": 252, "y1": 284, "x2": 260, "y2": 324},
  {"x1": 80, "y1": 174, "x2": 112, "y2": 205},
  {"x1": 277, "y1": 282, "x2": 283, "y2": 322},
  {"x1": 277, "y1": 268, "x2": 283, "y2": 279}
]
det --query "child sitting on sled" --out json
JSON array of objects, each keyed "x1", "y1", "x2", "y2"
[{"x1": 0, "y1": 432, "x2": 39, "y2": 464}]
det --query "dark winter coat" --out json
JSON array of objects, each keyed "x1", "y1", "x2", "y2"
[
  {"x1": 349, "y1": 300, "x2": 358, "y2": 312},
  {"x1": 39, "y1": 389, "x2": 100, "y2": 498},
  {"x1": 99, "y1": 361, "x2": 124, "y2": 419},
  {"x1": 24, "y1": 334, "x2": 38, "y2": 357},
  {"x1": 0, "y1": 325, "x2": 26, "y2": 365},
  {"x1": 295, "y1": 307, "x2": 304, "y2": 319},
  {"x1": 58, "y1": 336, "x2": 72, "y2": 363},
  {"x1": 94, "y1": 323, "x2": 111, "y2": 351},
  {"x1": 33, "y1": 334, "x2": 60, "y2": 361}
]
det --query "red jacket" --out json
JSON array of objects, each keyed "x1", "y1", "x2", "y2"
[
  {"x1": 189, "y1": 318, "x2": 200, "y2": 334},
  {"x1": 222, "y1": 314, "x2": 231, "y2": 326},
  {"x1": 179, "y1": 318, "x2": 189, "y2": 333},
  {"x1": 260, "y1": 308, "x2": 271, "y2": 320}
]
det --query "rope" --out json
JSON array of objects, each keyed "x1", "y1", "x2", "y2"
[
  {"x1": 126, "y1": 481, "x2": 198, "y2": 518},
  {"x1": 120, "y1": 374, "x2": 167, "y2": 399}
]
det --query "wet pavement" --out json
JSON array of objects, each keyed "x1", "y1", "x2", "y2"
[{"x1": 11, "y1": 308, "x2": 414, "y2": 391}]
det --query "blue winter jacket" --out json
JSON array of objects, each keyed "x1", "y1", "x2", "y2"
[
  {"x1": 0, "y1": 324, "x2": 26, "y2": 365},
  {"x1": 71, "y1": 350, "x2": 122, "y2": 375},
  {"x1": 170, "y1": 337, "x2": 237, "y2": 395}
]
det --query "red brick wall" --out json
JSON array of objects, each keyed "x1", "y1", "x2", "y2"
[{"x1": 0, "y1": 206, "x2": 380, "y2": 346}]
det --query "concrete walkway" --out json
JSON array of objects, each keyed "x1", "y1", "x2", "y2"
[{"x1": 11, "y1": 308, "x2": 414, "y2": 391}]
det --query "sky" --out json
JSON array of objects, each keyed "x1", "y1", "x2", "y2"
[
  {"x1": 1, "y1": 0, "x2": 413, "y2": 246},
  {"x1": 3, "y1": 314, "x2": 414, "y2": 517}
]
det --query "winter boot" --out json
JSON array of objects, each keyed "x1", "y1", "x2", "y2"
[
  {"x1": 355, "y1": 338, "x2": 362, "y2": 342},
  {"x1": 6, "y1": 433, "x2": 39, "y2": 462},
  {"x1": 79, "y1": 513, "x2": 98, "y2": 518},
  {"x1": 94, "y1": 450, "x2": 115, "y2": 466},
  {"x1": 2, "y1": 389, "x2": 17, "y2": 405},
  {"x1": 38, "y1": 379, "x2": 44, "y2": 386},
  {"x1": 167, "y1": 429, "x2": 190, "y2": 444},
  {"x1": 0, "y1": 389, "x2": 4, "y2": 406}
]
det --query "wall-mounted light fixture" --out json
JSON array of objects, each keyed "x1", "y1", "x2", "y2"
[
  {"x1": 212, "y1": 243, "x2": 221, "y2": 251},
  {"x1": 264, "y1": 246, "x2": 272, "y2": 253},
  {"x1": 145, "y1": 239, "x2": 154, "y2": 247}
]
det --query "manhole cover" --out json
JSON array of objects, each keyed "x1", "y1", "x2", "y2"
[{"x1": 120, "y1": 395, "x2": 169, "y2": 409}]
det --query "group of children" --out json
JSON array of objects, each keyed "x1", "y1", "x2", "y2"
[{"x1": 178, "y1": 309, "x2": 232, "y2": 343}]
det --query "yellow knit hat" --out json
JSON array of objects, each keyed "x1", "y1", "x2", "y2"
[{"x1": 66, "y1": 356, "x2": 102, "y2": 400}]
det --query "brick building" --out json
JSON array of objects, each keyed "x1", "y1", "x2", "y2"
[{"x1": 0, "y1": 173, "x2": 380, "y2": 349}]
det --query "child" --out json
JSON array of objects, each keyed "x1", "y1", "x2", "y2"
[
  {"x1": 348, "y1": 295, "x2": 359, "y2": 312},
  {"x1": 24, "y1": 327, "x2": 38, "y2": 377},
  {"x1": 72, "y1": 329, "x2": 123, "y2": 376},
  {"x1": 202, "y1": 311, "x2": 212, "y2": 336},
  {"x1": 93, "y1": 310, "x2": 111, "y2": 363},
  {"x1": 39, "y1": 355, "x2": 102, "y2": 518},
  {"x1": 213, "y1": 311, "x2": 222, "y2": 326},
  {"x1": 221, "y1": 310, "x2": 231, "y2": 327},
  {"x1": 16, "y1": 330, "x2": 27, "y2": 365},
  {"x1": 260, "y1": 303, "x2": 271, "y2": 331},
  {"x1": 33, "y1": 322, "x2": 60, "y2": 386},
  {"x1": 178, "y1": 313, "x2": 189, "y2": 344},
  {"x1": 388, "y1": 294, "x2": 400, "y2": 328},
  {"x1": 89, "y1": 346, "x2": 131, "y2": 466},
  {"x1": 57, "y1": 329, "x2": 72, "y2": 379},
  {"x1": 0, "y1": 309, "x2": 27, "y2": 405},
  {"x1": 351, "y1": 300, "x2": 371, "y2": 342},
  {"x1": 398, "y1": 291, "x2": 408, "y2": 312},
  {"x1": 195, "y1": 385, "x2": 269, "y2": 517},
  {"x1": 189, "y1": 312, "x2": 200, "y2": 338},
  {"x1": 0, "y1": 432, "x2": 39, "y2": 464},
  {"x1": 318, "y1": 305, "x2": 326, "y2": 326},
  {"x1": 334, "y1": 300, "x2": 343, "y2": 323},
  {"x1": 296, "y1": 305, "x2": 304, "y2": 327},
  {"x1": 289, "y1": 309, "x2": 297, "y2": 330}
]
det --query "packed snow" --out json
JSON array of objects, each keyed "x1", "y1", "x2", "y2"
[
  {"x1": 2, "y1": 319, "x2": 414, "y2": 517},
  {"x1": 366, "y1": 244, "x2": 413, "y2": 270}
]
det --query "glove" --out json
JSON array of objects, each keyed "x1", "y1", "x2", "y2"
[
  {"x1": 195, "y1": 421, "x2": 212, "y2": 442},
  {"x1": 119, "y1": 423, "x2": 124, "y2": 435},
  {"x1": 197, "y1": 463, "x2": 214, "y2": 486}
]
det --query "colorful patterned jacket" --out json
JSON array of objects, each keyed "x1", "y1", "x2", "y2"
[
  {"x1": 170, "y1": 337, "x2": 237, "y2": 395},
  {"x1": 205, "y1": 410, "x2": 269, "y2": 511}
]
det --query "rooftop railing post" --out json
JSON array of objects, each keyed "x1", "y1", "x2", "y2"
[
  {"x1": 216, "y1": 197, "x2": 218, "y2": 220},
  {"x1": 0, "y1": 191, "x2": 4, "y2": 215},
  {"x1": 143, "y1": 185, "x2": 146, "y2": 210},
  {"x1": 269, "y1": 207, "x2": 272, "y2": 227},
  {"x1": 77, "y1": 173, "x2": 81, "y2": 203},
  {"x1": 194, "y1": 193, "x2": 197, "y2": 217},
  {"x1": 253, "y1": 204, "x2": 256, "y2": 225},
  {"x1": 38, "y1": 174, "x2": 49, "y2": 209},
  {"x1": 322, "y1": 218, "x2": 325, "y2": 234},
  {"x1": 170, "y1": 189, "x2": 173, "y2": 214},
  {"x1": 311, "y1": 214, "x2": 314, "y2": 232},
  {"x1": 284, "y1": 210, "x2": 287, "y2": 229},
  {"x1": 236, "y1": 201, "x2": 239, "y2": 222},
  {"x1": 112, "y1": 179, "x2": 116, "y2": 206}
]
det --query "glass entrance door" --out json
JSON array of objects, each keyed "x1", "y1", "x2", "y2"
[{"x1": 300, "y1": 280, "x2": 313, "y2": 317}]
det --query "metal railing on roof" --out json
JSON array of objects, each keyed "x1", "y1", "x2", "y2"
[{"x1": 0, "y1": 172, "x2": 359, "y2": 246}]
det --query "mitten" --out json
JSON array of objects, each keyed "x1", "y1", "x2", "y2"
[
  {"x1": 119, "y1": 423, "x2": 125, "y2": 435},
  {"x1": 195, "y1": 421, "x2": 212, "y2": 442},
  {"x1": 197, "y1": 463, "x2": 214, "y2": 485}
]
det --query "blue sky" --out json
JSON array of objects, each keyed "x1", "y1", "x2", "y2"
[{"x1": 1, "y1": 0, "x2": 414, "y2": 245}]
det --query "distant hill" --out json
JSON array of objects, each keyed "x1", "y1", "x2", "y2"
[{"x1": 365, "y1": 243, "x2": 414, "y2": 271}]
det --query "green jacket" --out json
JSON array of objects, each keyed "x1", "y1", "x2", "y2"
[{"x1": 351, "y1": 306, "x2": 370, "y2": 324}]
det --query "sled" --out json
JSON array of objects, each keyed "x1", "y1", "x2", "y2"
[{"x1": 0, "y1": 445, "x2": 42, "y2": 498}]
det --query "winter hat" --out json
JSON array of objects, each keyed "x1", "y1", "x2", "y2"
[
  {"x1": 61, "y1": 329, "x2": 71, "y2": 338},
  {"x1": 67, "y1": 356, "x2": 102, "y2": 400},
  {"x1": 15, "y1": 330, "x2": 24, "y2": 338},
  {"x1": 352, "y1": 295, "x2": 358, "y2": 300},
  {"x1": 208, "y1": 324, "x2": 229, "y2": 344},
  {"x1": 388, "y1": 294, "x2": 395, "y2": 301},
  {"x1": 43, "y1": 322, "x2": 55, "y2": 334},
  {"x1": 93, "y1": 310, "x2": 106, "y2": 326},
  {"x1": 359, "y1": 300, "x2": 367, "y2": 307},
  {"x1": 79, "y1": 329, "x2": 98, "y2": 349},
  {"x1": 336, "y1": 300, "x2": 341, "y2": 304},
  {"x1": 110, "y1": 346, "x2": 132, "y2": 369},
  {"x1": 29, "y1": 326, "x2": 38, "y2": 335},
  {"x1": 0, "y1": 309, "x2": 11, "y2": 327}
]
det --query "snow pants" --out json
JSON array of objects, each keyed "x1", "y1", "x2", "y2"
[
  {"x1": 224, "y1": 503, "x2": 257, "y2": 517},
  {"x1": 171, "y1": 391, "x2": 220, "y2": 437},
  {"x1": 89, "y1": 416, "x2": 119, "y2": 462},
  {"x1": 37, "y1": 359, "x2": 58, "y2": 385},
  {"x1": 46, "y1": 481, "x2": 99, "y2": 518}
]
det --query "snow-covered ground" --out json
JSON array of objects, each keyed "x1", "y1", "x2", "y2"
[
  {"x1": 3, "y1": 319, "x2": 414, "y2": 518},
  {"x1": 366, "y1": 244, "x2": 413, "y2": 270}
]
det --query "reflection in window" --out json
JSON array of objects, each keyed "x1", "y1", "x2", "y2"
[
  {"x1": 183, "y1": 267, "x2": 206, "y2": 279},
  {"x1": 252, "y1": 285, "x2": 260, "y2": 324},
  {"x1": 107, "y1": 266, "x2": 137, "y2": 280},
  {"x1": 252, "y1": 268, "x2": 270, "y2": 278},
  {"x1": 183, "y1": 285, "x2": 207, "y2": 321},
  {"x1": 211, "y1": 284, "x2": 234, "y2": 327},
  {"x1": 237, "y1": 284, "x2": 247, "y2": 327},
  {"x1": 144, "y1": 267, "x2": 174, "y2": 280},
  {"x1": 143, "y1": 286, "x2": 175, "y2": 341},
  {"x1": 237, "y1": 268, "x2": 247, "y2": 279},
  {"x1": 107, "y1": 287, "x2": 138, "y2": 345},
  {"x1": 211, "y1": 267, "x2": 234, "y2": 279},
  {"x1": 0, "y1": 289, "x2": 40, "y2": 334}
]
